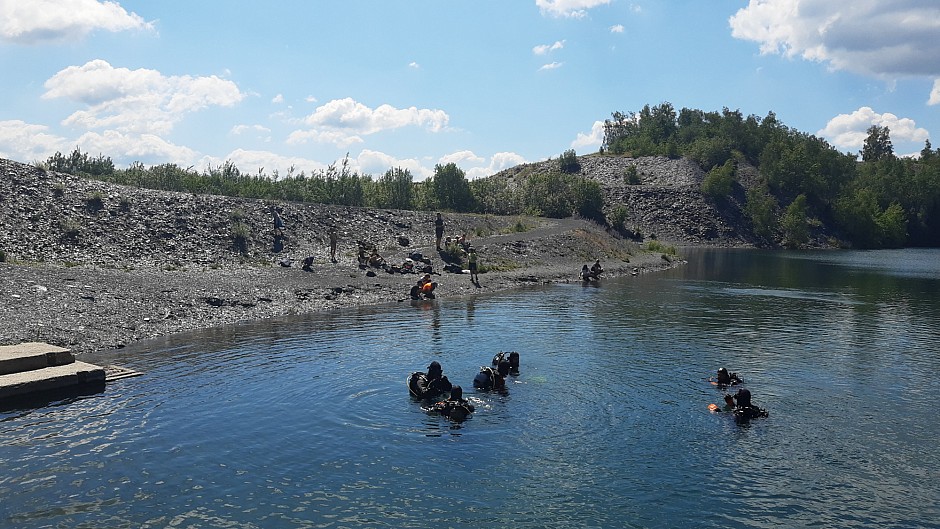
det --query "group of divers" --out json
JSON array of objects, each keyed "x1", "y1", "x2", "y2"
[
  {"x1": 408, "y1": 356, "x2": 767, "y2": 424},
  {"x1": 408, "y1": 351, "x2": 520, "y2": 422},
  {"x1": 707, "y1": 367, "x2": 770, "y2": 423}
]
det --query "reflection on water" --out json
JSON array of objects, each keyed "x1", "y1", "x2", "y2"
[{"x1": 2, "y1": 249, "x2": 939, "y2": 528}]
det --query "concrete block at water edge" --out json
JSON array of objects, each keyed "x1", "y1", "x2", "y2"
[
  {"x1": 0, "y1": 342, "x2": 74, "y2": 376},
  {"x1": 0, "y1": 361, "x2": 105, "y2": 399}
]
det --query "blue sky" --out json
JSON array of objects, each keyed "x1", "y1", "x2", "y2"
[{"x1": 1, "y1": 0, "x2": 938, "y2": 180}]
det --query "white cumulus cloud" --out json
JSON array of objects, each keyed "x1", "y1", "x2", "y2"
[
  {"x1": 286, "y1": 129, "x2": 364, "y2": 148},
  {"x1": 439, "y1": 150, "x2": 486, "y2": 167},
  {"x1": 930, "y1": 79, "x2": 940, "y2": 106},
  {"x1": 533, "y1": 40, "x2": 565, "y2": 55},
  {"x1": 75, "y1": 130, "x2": 197, "y2": 165},
  {"x1": 231, "y1": 124, "x2": 271, "y2": 135},
  {"x1": 42, "y1": 59, "x2": 245, "y2": 135},
  {"x1": 538, "y1": 62, "x2": 564, "y2": 71},
  {"x1": 730, "y1": 0, "x2": 940, "y2": 78},
  {"x1": 0, "y1": 0, "x2": 153, "y2": 44},
  {"x1": 610, "y1": 24, "x2": 624, "y2": 33},
  {"x1": 818, "y1": 106, "x2": 929, "y2": 151},
  {"x1": 0, "y1": 120, "x2": 68, "y2": 161},
  {"x1": 288, "y1": 97, "x2": 449, "y2": 147},
  {"x1": 571, "y1": 120, "x2": 606, "y2": 150},
  {"x1": 464, "y1": 152, "x2": 528, "y2": 180},
  {"x1": 536, "y1": 0, "x2": 610, "y2": 18},
  {"x1": 199, "y1": 149, "x2": 329, "y2": 178},
  {"x1": 356, "y1": 149, "x2": 433, "y2": 180}
]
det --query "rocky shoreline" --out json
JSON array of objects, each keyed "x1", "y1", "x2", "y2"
[{"x1": 1, "y1": 158, "x2": 680, "y2": 357}]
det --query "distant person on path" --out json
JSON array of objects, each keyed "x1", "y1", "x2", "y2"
[
  {"x1": 328, "y1": 226, "x2": 338, "y2": 263},
  {"x1": 468, "y1": 246, "x2": 479, "y2": 283},
  {"x1": 434, "y1": 213, "x2": 444, "y2": 251},
  {"x1": 272, "y1": 207, "x2": 285, "y2": 238}
]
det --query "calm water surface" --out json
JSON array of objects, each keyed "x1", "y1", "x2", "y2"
[{"x1": 2, "y1": 249, "x2": 939, "y2": 528}]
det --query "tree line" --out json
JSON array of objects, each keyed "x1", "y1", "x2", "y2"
[
  {"x1": 42, "y1": 148, "x2": 604, "y2": 222},
  {"x1": 41, "y1": 101, "x2": 940, "y2": 249},
  {"x1": 603, "y1": 103, "x2": 940, "y2": 248}
]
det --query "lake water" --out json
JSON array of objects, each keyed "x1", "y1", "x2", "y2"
[{"x1": 2, "y1": 248, "x2": 939, "y2": 528}]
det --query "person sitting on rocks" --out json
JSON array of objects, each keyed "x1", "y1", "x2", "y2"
[
  {"x1": 409, "y1": 274, "x2": 437, "y2": 300},
  {"x1": 591, "y1": 259, "x2": 604, "y2": 278},
  {"x1": 368, "y1": 250, "x2": 386, "y2": 268},
  {"x1": 580, "y1": 264, "x2": 598, "y2": 281},
  {"x1": 419, "y1": 274, "x2": 437, "y2": 298},
  {"x1": 431, "y1": 385, "x2": 475, "y2": 421}
]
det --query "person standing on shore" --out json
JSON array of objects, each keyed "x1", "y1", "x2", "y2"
[
  {"x1": 272, "y1": 207, "x2": 285, "y2": 238},
  {"x1": 434, "y1": 213, "x2": 444, "y2": 251},
  {"x1": 468, "y1": 246, "x2": 479, "y2": 284},
  {"x1": 328, "y1": 225, "x2": 338, "y2": 263}
]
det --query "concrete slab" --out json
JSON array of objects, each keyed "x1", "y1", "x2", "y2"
[
  {"x1": 0, "y1": 361, "x2": 105, "y2": 399},
  {"x1": 0, "y1": 342, "x2": 74, "y2": 375}
]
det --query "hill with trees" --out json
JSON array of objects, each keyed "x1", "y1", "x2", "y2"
[{"x1": 29, "y1": 102, "x2": 940, "y2": 249}]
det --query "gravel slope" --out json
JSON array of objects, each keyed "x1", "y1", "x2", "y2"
[{"x1": 1, "y1": 159, "x2": 679, "y2": 357}]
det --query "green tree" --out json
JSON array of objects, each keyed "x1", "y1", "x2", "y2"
[
  {"x1": 574, "y1": 178, "x2": 604, "y2": 222},
  {"x1": 701, "y1": 159, "x2": 735, "y2": 199},
  {"x1": 861, "y1": 125, "x2": 894, "y2": 162},
  {"x1": 470, "y1": 176, "x2": 519, "y2": 215},
  {"x1": 522, "y1": 172, "x2": 574, "y2": 217},
  {"x1": 744, "y1": 184, "x2": 778, "y2": 242},
  {"x1": 781, "y1": 194, "x2": 810, "y2": 248},
  {"x1": 835, "y1": 188, "x2": 883, "y2": 248},
  {"x1": 559, "y1": 149, "x2": 581, "y2": 173},
  {"x1": 920, "y1": 139, "x2": 934, "y2": 161},
  {"x1": 376, "y1": 167, "x2": 414, "y2": 210},
  {"x1": 430, "y1": 163, "x2": 473, "y2": 212},
  {"x1": 877, "y1": 202, "x2": 907, "y2": 248}
]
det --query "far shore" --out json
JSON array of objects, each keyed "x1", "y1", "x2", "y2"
[{"x1": 1, "y1": 218, "x2": 685, "y2": 358}]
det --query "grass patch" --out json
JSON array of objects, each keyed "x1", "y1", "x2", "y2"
[
  {"x1": 59, "y1": 218, "x2": 81, "y2": 239},
  {"x1": 231, "y1": 221, "x2": 251, "y2": 254},
  {"x1": 477, "y1": 259, "x2": 520, "y2": 273},
  {"x1": 473, "y1": 226, "x2": 492, "y2": 237},
  {"x1": 501, "y1": 218, "x2": 532, "y2": 234},
  {"x1": 645, "y1": 240, "x2": 679, "y2": 257},
  {"x1": 85, "y1": 191, "x2": 105, "y2": 212}
]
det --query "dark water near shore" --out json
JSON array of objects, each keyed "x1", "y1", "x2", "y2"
[{"x1": 3, "y1": 248, "x2": 939, "y2": 528}]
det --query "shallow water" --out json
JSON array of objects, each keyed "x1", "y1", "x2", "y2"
[{"x1": 2, "y1": 248, "x2": 939, "y2": 528}]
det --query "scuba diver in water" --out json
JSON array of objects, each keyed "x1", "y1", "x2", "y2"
[
  {"x1": 431, "y1": 385, "x2": 475, "y2": 421},
  {"x1": 474, "y1": 357, "x2": 510, "y2": 391},
  {"x1": 408, "y1": 360, "x2": 452, "y2": 400},
  {"x1": 708, "y1": 393, "x2": 738, "y2": 413},
  {"x1": 713, "y1": 367, "x2": 743, "y2": 386},
  {"x1": 732, "y1": 388, "x2": 769, "y2": 422}
]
